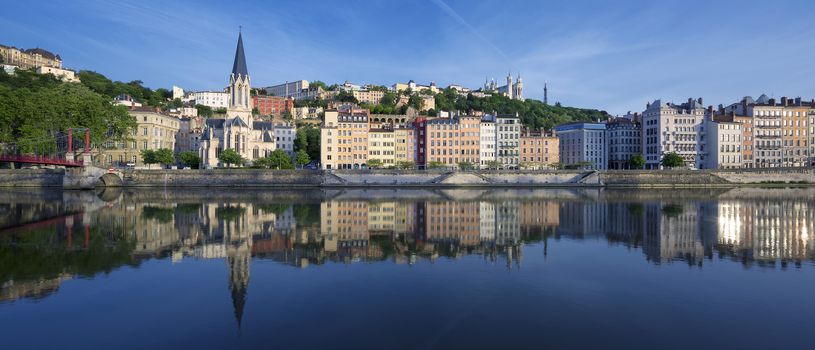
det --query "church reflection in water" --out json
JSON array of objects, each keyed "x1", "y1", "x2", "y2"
[{"x1": 1, "y1": 188, "x2": 814, "y2": 324}]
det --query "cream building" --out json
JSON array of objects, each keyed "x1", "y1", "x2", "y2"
[
  {"x1": 199, "y1": 32, "x2": 277, "y2": 168},
  {"x1": 704, "y1": 117, "x2": 742, "y2": 169},
  {"x1": 99, "y1": 107, "x2": 181, "y2": 167},
  {"x1": 0, "y1": 45, "x2": 62, "y2": 69},
  {"x1": 353, "y1": 89, "x2": 385, "y2": 105},
  {"x1": 320, "y1": 108, "x2": 370, "y2": 169},
  {"x1": 35, "y1": 66, "x2": 78, "y2": 83}
]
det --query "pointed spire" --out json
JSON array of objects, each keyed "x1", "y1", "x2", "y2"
[{"x1": 232, "y1": 30, "x2": 248, "y2": 77}]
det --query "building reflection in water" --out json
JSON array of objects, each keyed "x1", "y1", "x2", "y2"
[{"x1": 2, "y1": 190, "x2": 815, "y2": 316}]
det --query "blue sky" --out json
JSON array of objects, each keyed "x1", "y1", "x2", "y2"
[{"x1": 3, "y1": 0, "x2": 814, "y2": 114}]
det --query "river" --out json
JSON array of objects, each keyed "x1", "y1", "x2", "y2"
[{"x1": 1, "y1": 187, "x2": 813, "y2": 349}]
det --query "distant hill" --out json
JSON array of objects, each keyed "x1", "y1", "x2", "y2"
[{"x1": 434, "y1": 88, "x2": 610, "y2": 130}]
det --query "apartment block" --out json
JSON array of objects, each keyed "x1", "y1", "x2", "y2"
[
  {"x1": 519, "y1": 131, "x2": 558, "y2": 169},
  {"x1": 320, "y1": 108, "x2": 369, "y2": 169},
  {"x1": 641, "y1": 98, "x2": 706, "y2": 169},
  {"x1": 554, "y1": 122, "x2": 607, "y2": 170},
  {"x1": 425, "y1": 116, "x2": 480, "y2": 168}
]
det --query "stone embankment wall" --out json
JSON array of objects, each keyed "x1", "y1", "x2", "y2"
[
  {"x1": 0, "y1": 169, "x2": 64, "y2": 187},
  {"x1": 122, "y1": 169, "x2": 324, "y2": 187},
  {"x1": 0, "y1": 167, "x2": 812, "y2": 188}
]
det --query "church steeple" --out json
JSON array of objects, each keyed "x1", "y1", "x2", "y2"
[
  {"x1": 228, "y1": 29, "x2": 251, "y2": 113},
  {"x1": 232, "y1": 30, "x2": 248, "y2": 78}
]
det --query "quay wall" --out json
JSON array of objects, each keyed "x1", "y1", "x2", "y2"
[
  {"x1": 0, "y1": 169, "x2": 64, "y2": 187},
  {"x1": 0, "y1": 167, "x2": 812, "y2": 189}
]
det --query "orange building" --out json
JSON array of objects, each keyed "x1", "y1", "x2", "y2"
[
  {"x1": 425, "y1": 116, "x2": 480, "y2": 168},
  {"x1": 425, "y1": 201, "x2": 481, "y2": 246},
  {"x1": 520, "y1": 131, "x2": 559, "y2": 169},
  {"x1": 780, "y1": 98, "x2": 809, "y2": 167}
]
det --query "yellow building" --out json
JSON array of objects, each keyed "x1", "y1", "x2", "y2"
[
  {"x1": 368, "y1": 201, "x2": 396, "y2": 232},
  {"x1": 395, "y1": 127, "x2": 416, "y2": 167},
  {"x1": 368, "y1": 128, "x2": 396, "y2": 167},
  {"x1": 98, "y1": 107, "x2": 181, "y2": 167}
]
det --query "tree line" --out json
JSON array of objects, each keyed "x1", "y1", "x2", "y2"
[{"x1": 0, "y1": 69, "x2": 136, "y2": 153}]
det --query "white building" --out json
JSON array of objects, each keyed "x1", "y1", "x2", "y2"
[
  {"x1": 606, "y1": 116, "x2": 642, "y2": 169},
  {"x1": 496, "y1": 114, "x2": 521, "y2": 169},
  {"x1": 172, "y1": 85, "x2": 184, "y2": 100},
  {"x1": 273, "y1": 123, "x2": 296, "y2": 155},
  {"x1": 192, "y1": 91, "x2": 229, "y2": 109},
  {"x1": 479, "y1": 202, "x2": 496, "y2": 243},
  {"x1": 479, "y1": 118, "x2": 497, "y2": 168},
  {"x1": 703, "y1": 117, "x2": 742, "y2": 169},
  {"x1": 748, "y1": 101, "x2": 783, "y2": 168},
  {"x1": 264, "y1": 80, "x2": 309, "y2": 99},
  {"x1": 641, "y1": 98, "x2": 706, "y2": 169},
  {"x1": 554, "y1": 122, "x2": 607, "y2": 170}
]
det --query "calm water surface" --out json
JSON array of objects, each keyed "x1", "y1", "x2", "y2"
[{"x1": 1, "y1": 187, "x2": 814, "y2": 349}]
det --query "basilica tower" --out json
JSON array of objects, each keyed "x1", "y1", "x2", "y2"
[
  {"x1": 514, "y1": 73, "x2": 523, "y2": 101},
  {"x1": 506, "y1": 72, "x2": 514, "y2": 100}
]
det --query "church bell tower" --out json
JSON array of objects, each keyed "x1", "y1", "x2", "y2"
[{"x1": 229, "y1": 30, "x2": 251, "y2": 114}]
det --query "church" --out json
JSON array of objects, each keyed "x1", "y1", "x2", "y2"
[
  {"x1": 483, "y1": 72, "x2": 524, "y2": 101},
  {"x1": 199, "y1": 31, "x2": 282, "y2": 168}
]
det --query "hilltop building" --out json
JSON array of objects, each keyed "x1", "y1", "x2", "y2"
[
  {"x1": 0, "y1": 44, "x2": 62, "y2": 69},
  {"x1": 483, "y1": 72, "x2": 524, "y2": 101}
]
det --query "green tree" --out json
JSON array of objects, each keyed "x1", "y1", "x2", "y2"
[
  {"x1": 269, "y1": 149, "x2": 294, "y2": 169},
  {"x1": 218, "y1": 148, "x2": 243, "y2": 167},
  {"x1": 458, "y1": 161, "x2": 475, "y2": 170},
  {"x1": 484, "y1": 160, "x2": 502, "y2": 170},
  {"x1": 168, "y1": 98, "x2": 183, "y2": 109},
  {"x1": 396, "y1": 161, "x2": 415, "y2": 170},
  {"x1": 335, "y1": 90, "x2": 358, "y2": 103},
  {"x1": 195, "y1": 105, "x2": 213, "y2": 118},
  {"x1": 179, "y1": 151, "x2": 201, "y2": 169},
  {"x1": 380, "y1": 91, "x2": 397, "y2": 106},
  {"x1": 295, "y1": 149, "x2": 310, "y2": 168},
  {"x1": 252, "y1": 157, "x2": 271, "y2": 169},
  {"x1": 310, "y1": 80, "x2": 327, "y2": 90},
  {"x1": 427, "y1": 161, "x2": 446, "y2": 169},
  {"x1": 140, "y1": 149, "x2": 157, "y2": 165},
  {"x1": 366, "y1": 158, "x2": 383, "y2": 169},
  {"x1": 661, "y1": 152, "x2": 684, "y2": 168},
  {"x1": 0, "y1": 70, "x2": 136, "y2": 152},
  {"x1": 153, "y1": 148, "x2": 175, "y2": 166},
  {"x1": 629, "y1": 154, "x2": 645, "y2": 169}
]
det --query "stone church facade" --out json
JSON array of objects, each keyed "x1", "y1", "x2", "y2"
[{"x1": 199, "y1": 32, "x2": 278, "y2": 168}]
